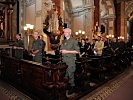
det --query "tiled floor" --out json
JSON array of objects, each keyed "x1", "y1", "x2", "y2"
[{"x1": 0, "y1": 80, "x2": 32, "y2": 100}]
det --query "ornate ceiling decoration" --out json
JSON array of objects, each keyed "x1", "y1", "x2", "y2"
[{"x1": 71, "y1": 5, "x2": 93, "y2": 14}]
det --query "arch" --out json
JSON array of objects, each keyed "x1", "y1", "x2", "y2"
[
  {"x1": 100, "y1": 0, "x2": 115, "y2": 35},
  {"x1": 125, "y1": 2, "x2": 133, "y2": 21}
]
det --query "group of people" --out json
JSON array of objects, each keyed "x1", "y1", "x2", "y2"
[
  {"x1": 13, "y1": 28, "x2": 127, "y2": 95},
  {"x1": 78, "y1": 35, "x2": 128, "y2": 58},
  {"x1": 13, "y1": 28, "x2": 79, "y2": 95},
  {"x1": 13, "y1": 31, "x2": 46, "y2": 63},
  {"x1": 78, "y1": 36, "x2": 104, "y2": 57}
]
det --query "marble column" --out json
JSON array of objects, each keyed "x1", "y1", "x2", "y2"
[
  {"x1": 85, "y1": 1, "x2": 95, "y2": 40},
  {"x1": 124, "y1": 18, "x2": 128, "y2": 42},
  {"x1": 120, "y1": 2, "x2": 126, "y2": 40},
  {"x1": 94, "y1": 0, "x2": 100, "y2": 26}
]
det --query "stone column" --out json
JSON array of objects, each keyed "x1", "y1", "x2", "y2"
[
  {"x1": 90, "y1": 7, "x2": 95, "y2": 41},
  {"x1": 22, "y1": 0, "x2": 29, "y2": 50},
  {"x1": 94, "y1": 0, "x2": 100, "y2": 26},
  {"x1": 85, "y1": 8, "x2": 94, "y2": 40},
  {"x1": 120, "y1": 2, "x2": 126, "y2": 40},
  {"x1": 86, "y1": 0, "x2": 95, "y2": 42},
  {"x1": 124, "y1": 18, "x2": 128, "y2": 42},
  {"x1": 8, "y1": 4, "x2": 14, "y2": 41}
]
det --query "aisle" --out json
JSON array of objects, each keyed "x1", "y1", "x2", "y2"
[{"x1": 104, "y1": 74, "x2": 133, "y2": 100}]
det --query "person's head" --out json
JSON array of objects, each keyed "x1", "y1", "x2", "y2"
[
  {"x1": 92, "y1": 39, "x2": 96, "y2": 43},
  {"x1": 16, "y1": 34, "x2": 21, "y2": 39},
  {"x1": 63, "y1": 28, "x2": 71, "y2": 39},
  {"x1": 33, "y1": 31, "x2": 39, "y2": 40},
  {"x1": 97, "y1": 36, "x2": 102, "y2": 41},
  {"x1": 76, "y1": 38, "x2": 80, "y2": 42},
  {"x1": 81, "y1": 39, "x2": 86, "y2": 44},
  {"x1": 85, "y1": 38, "x2": 90, "y2": 43},
  {"x1": 112, "y1": 38, "x2": 117, "y2": 42}
]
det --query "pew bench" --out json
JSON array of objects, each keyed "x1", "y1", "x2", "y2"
[{"x1": 1, "y1": 56, "x2": 68, "y2": 100}]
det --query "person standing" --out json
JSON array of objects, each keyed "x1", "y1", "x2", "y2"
[
  {"x1": 94, "y1": 36, "x2": 104, "y2": 56},
  {"x1": 79, "y1": 39, "x2": 88, "y2": 57},
  {"x1": 60, "y1": 28, "x2": 80, "y2": 95},
  {"x1": 13, "y1": 34, "x2": 24, "y2": 59},
  {"x1": 39, "y1": 35, "x2": 46, "y2": 57},
  {"x1": 31, "y1": 31, "x2": 43, "y2": 63}
]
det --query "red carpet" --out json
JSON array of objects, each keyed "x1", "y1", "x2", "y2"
[{"x1": 104, "y1": 75, "x2": 133, "y2": 100}]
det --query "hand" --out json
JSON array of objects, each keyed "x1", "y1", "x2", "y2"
[
  {"x1": 95, "y1": 48, "x2": 98, "y2": 52},
  {"x1": 60, "y1": 50, "x2": 68, "y2": 54},
  {"x1": 13, "y1": 46, "x2": 17, "y2": 49},
  {"x1": 79, "y1": 54, "x2": 82, "y2": 57},
  {"x1": 31, "y1": 54, "x2": 35, "y2": 57},
  {"x1": 104, "y1": 46, "x2": 107, "y2": 48}
]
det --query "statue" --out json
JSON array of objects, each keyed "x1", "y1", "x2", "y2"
[
  {"x1": 95, "y1": 22, "x2": 100, "y2": 34},
  {"x1": 43, "y1": 9, "x2": 63, "y2": 50},
  {"x1": 93, "y1": 22, "x2": 101, "y2": 39},
  {"x1": 0, "y1": 10, "x2": 5, "y2": 38},
  {"x1": 0, "y1": 23, "x2": 4, "y2": 38}
]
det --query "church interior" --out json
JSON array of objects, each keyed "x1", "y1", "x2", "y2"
[{"x1": 0, "y1": 0, "x2": 133, "y2": 100}]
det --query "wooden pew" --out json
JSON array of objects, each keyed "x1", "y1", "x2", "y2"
[
  {"x1": 1, "y1": 56, "x2": 68, "y2": 100},
  {"x1": 2, "y1": 56, "x2": 21, "y2": 85},
  {"x1": 20, "y1": 60, "x2": 44, "y2": 92},
  {"x1": 75, "y1": 57, "x2": 92, "y2": 91},
  {"x1": 86, "y1": 56, "x2": 107, "y2": 82},
  {"x1": 20, "y1": 59, "x2": 68, "y2": 100},
  {"x1": 1, "y1": 49, "x2": 131, "y2": 100},
  {"x1": 42, "y1": 60, "x2": 68, "y2": 99}
]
